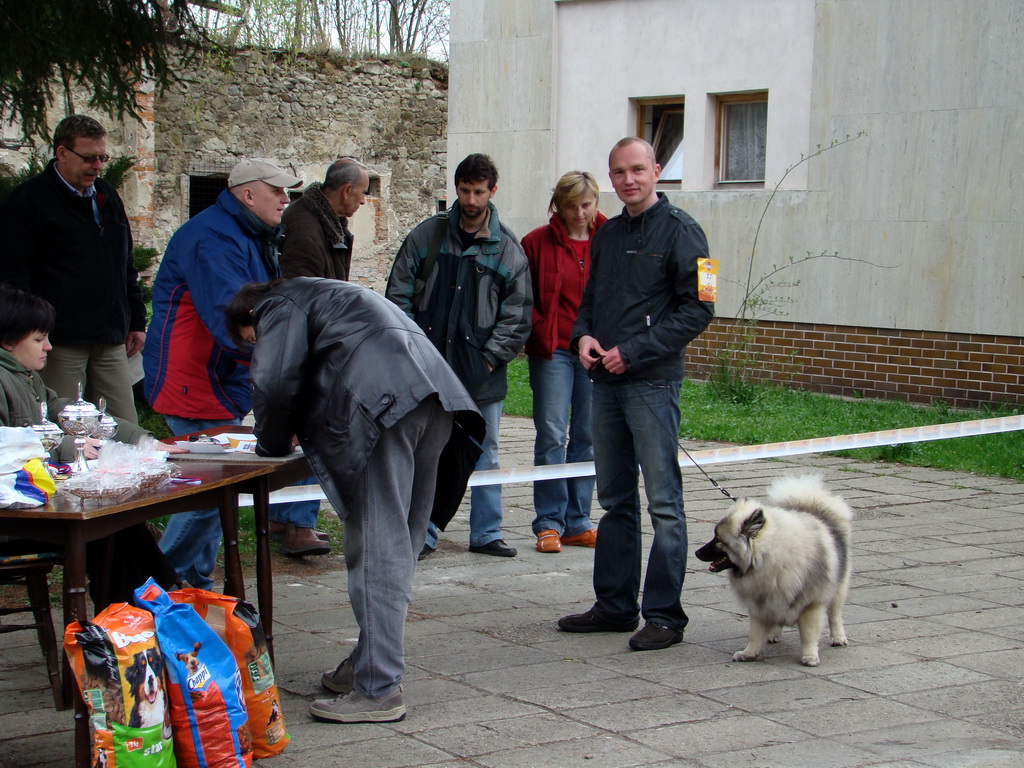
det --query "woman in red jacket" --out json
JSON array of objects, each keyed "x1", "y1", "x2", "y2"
[{"x1": 522, "y1": 171, "x2": 608, "y2": 553}]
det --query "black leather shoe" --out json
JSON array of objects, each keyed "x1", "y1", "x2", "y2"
[
  {"x1": 557, "y1": 609, "x2": 639, "y2": 633},
  {"x1": 468, "y1": 539, "x2": 517, "y2": 557},
  {"x1": 628, "y1": 622, "x2": 683, "y2": 651},
  {"x1": 418, "y1": 544, "x2": 435, "y2": 561}
]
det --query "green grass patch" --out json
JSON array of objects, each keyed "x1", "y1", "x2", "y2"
[{"x1": 502, "y1": 357, "x2": 1024, "y2": 480}]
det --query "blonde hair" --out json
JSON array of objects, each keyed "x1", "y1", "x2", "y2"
[{"x1": 548, "y1": 170, "x2": 600, "y2": 220}]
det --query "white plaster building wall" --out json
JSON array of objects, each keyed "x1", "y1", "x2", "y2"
[
  {"x1": 448, "y1": 0, "x2": 557, "y2": 238},
  {"x1": 450, "y1": 0, "x2": 1024, "y2": 336},
  {"x1": 553, "y1": 0, "x2": 814, "y2": 193}
]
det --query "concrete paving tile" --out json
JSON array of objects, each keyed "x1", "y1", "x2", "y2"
[
  {"x1": 849, "y1": 583, "x2": 940, "y2": 603},
  {"x1": 412, "y1": 712, "x2": 600, "y2": 758},
  {"x1": 413, "y1": 643, "x2": 563, "y2": 676},
  {"x1": 914, "y1": 748, "x2": 1024, "y2": 768},
  {"x1": 964, "y1": 712, "x2": 1024, "y2": 741},
  {"x1": 830, "y1": 660, "x2": 992, "y2": 696},
  {"x1": 566, "y1": 691, "x2": 732, "y2": 731},
  {"x1": 878, "y1": 630, "x2": 1023, "y2": 660},
  {"x1": 643, "y1": 657, "x2": 806, "y2": 691},
  {"x1": 406, "y1": 628, "x2": 515, "y2": 658},
  {"x1": 767, "y1": 697, "x2": 941, "y2": 737},
  {"x1": 389, "y1": 694, "x2": 546, "y2": 733},
  {"x1": 398, "y1": 676, "x2": 488, "y2": 707},
  {"x1": 0, "y1": 733, "x2": 75, "y2": 768},
  {"x1": 458, "y1": 658, "x2": 620, "y2": 693},
  {"x1": 703, "y1": 736, "x2": 881, "y2": 767},
  {"x1": 276, "y1": 729, "x2": 456, "y2": 767},
  {"x1": 832, "y1": 720, "x2": 1021, "y2": 763},
  {"x1": 883, "y1": 594, "x2": 1004, "y2": 618},
  {"x1": 470, "y1": 733, "x2": 677, "y2": 768},
  {"x1": 629, "y1": 711, "x2": 811, "y2": 758},
  {"x1": 504, "y1": 676, "x2": 679, "y2": 711},
  {"x1": 945, "y1": 647, "x2": 1024, "y2": 677},
  {"x1": 960, "y1": 587, "x2": 1024, "y2": 607},
  {"x1": 702, "y1": 675, "x2": 871, "y2": 713},
  {"x1": 895, "y1": 679, "x2": 1024, "y2": 717},
  {"x1": 409, "y1": 592, "x2": 538, "y2": 617},
  {"x1": 928, "y1": 605, "x2": 1024, "y2": 631}
]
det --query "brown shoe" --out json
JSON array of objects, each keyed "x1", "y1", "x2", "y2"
[
  {"x1": 560, "y1": 529, "x2": 597, "y2": 548},
  {"x1": 280, "y1": 525, "x2": 331, "y2": 557},
  {"x1": 270, "y1": 521, "x2": 329, "y2": 543},
  {"x1": 536, "y1": 529, "x2": 562, "y2": 553}
]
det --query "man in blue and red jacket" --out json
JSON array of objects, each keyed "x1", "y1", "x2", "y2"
[{"x1": 143, "y1": 158, "x2": 312, "y2": 589}]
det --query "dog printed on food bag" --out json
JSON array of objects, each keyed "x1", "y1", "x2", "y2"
[
  {"x1": 695, "y1": 475, "x2": 853, "y2": 667},
  {"x1": 126, "y1": 647, "x2": 173, "y2": 740}
]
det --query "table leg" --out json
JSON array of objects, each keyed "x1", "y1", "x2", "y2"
[
  {"x1": 220, "y1": 487, "x2": 244, "y2": 600},
  {"x1": 62, "y1": 532, "x2": 91, "y2": 768},
  {"x1": 252, "y1": 475, "x2": 275, "y2": 664}
]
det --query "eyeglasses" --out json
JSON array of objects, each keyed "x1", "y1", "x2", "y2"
[{"x1": 62, "y1": 146, "x2": 110, "y2": 165}]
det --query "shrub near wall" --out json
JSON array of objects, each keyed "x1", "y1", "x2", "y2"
[{"x1": 689, "y1": 318, "x2": 1024, "y2": 409}]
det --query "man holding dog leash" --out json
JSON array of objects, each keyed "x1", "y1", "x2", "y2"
[{"x1": 558, "y1": 137, "x2": 715, "y2": 651}]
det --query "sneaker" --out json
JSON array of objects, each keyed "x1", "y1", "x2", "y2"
[
  {"x1": 560, "y1": 529, "x2": 597, "y2": 548},
  {"x1": 628, "y1": 621, "x2": 683, "y2": 651},
  {"x1": 536, "y1": 530, "x2": 562, "y2": 553},
  {"x1": 418, "y1": 544, "x2": 435, "y2": 561},
  {"x1": 309, "y1": 687, "x2": 406, "y2": 723},
  {"x1": 321, "y1": 657, "x2": 354, "y2": 694},
  {"x1": 468, "y1": 539, "x2": 517, "y2": 557},
  {"x1": 557, "y1": 608, "x2": 639, "y2": 633},
  {"x1": 280, "y1": 525, "x2": 331, "y2": 557}
]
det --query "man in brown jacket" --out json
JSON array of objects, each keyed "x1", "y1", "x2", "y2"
[{"x1": 280, "y1": 158, "x2": 369, "y2": 280}]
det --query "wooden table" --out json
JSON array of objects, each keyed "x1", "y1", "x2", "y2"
[{"x1": 0, "y1": 449, "x2": 307, "y2": 768}]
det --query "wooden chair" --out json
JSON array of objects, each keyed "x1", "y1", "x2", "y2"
[{"x1": 0, "y1": 542, "x2": 66, "y2": 710}]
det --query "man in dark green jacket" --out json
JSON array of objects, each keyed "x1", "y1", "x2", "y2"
[{"x1": 385, "y1": 153, "x2": 532, "y2": 559}]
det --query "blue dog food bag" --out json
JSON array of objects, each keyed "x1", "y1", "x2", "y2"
[{"x1": 134, "y1": 579, "x2": 253, "y2": 768}]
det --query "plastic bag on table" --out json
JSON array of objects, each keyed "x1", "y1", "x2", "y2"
[{"x1": 0, "y1": 426, "x2": 54, "y2": 508}]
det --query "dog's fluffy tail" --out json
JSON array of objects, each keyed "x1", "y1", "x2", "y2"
[{"x1": 767, "y1": 474, "x2": 854, "y2": 522}]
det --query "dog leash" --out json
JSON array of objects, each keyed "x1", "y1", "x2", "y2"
[
  {"x1": 678, "y1": 444, "x2": 736, "y2": 501},
  {"x1": 592, "y1": 356, "x2": 738, "y2": 502}
]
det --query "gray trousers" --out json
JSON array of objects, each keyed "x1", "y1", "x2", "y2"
[{"x1": 344, "y1": 396, "x2": 452, "y2": 698}]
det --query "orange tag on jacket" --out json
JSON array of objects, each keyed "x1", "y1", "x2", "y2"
[{"x1": 697, "y1": 258, "x2": 718, "y2": 302}]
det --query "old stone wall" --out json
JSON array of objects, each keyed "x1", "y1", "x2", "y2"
[
  {"x1": 0, "y1": 50, "x2": 448, "y2": 292},
  {"x1": 151, "y1": 49, "x2": 448, "y2": 289}
]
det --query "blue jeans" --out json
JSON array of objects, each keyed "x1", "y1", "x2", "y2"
[
  {"x1": 423, "y1": 398, "x2": 504, "y2": 549},
  {"x1": 589, "y1": 379, "x2": 689, "y2": 632},
  {"x1": 344, "y1": 398, "x2": 451, "y2": 697},
  {"x1": 158, "y1": 415, "x2": 320, "y2": 590},
  {"x1": 529, "y1": 351, "x2": 594, "y2": 536}
]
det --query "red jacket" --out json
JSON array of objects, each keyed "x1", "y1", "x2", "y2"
[{"x1": 522, "y1": 211, "x2": 608, "y2": 359}]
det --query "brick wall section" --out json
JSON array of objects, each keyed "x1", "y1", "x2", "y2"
[{"x1": 687, "y1": 318, "x2": 1024, "y2": 409}]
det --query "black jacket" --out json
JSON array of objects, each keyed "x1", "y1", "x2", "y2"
[
  {"x1": 0, "y1": 161, "x2": 144, "y2": 345},
  {"x1": 251, "y1": 277, "x2": 484, "y2": 528},
  {"x1": 573, "y1": 194, "x2": 714, "y2": 382}
]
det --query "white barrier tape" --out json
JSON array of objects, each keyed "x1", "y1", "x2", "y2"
[{"x1": 237, "y1": 414, "x2": 1024, "y2": 505}]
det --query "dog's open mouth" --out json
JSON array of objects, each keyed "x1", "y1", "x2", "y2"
[{"x1": 707, "y1": 557, "x2": 734, "y2": 573}]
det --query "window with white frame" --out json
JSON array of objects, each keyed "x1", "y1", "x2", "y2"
[
  {"x1": 634, "y1": 97, "x2": 684, "y2": 182},
  {"x1": 716, "y1": 91, "x2": 768, "y2": 185}
]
